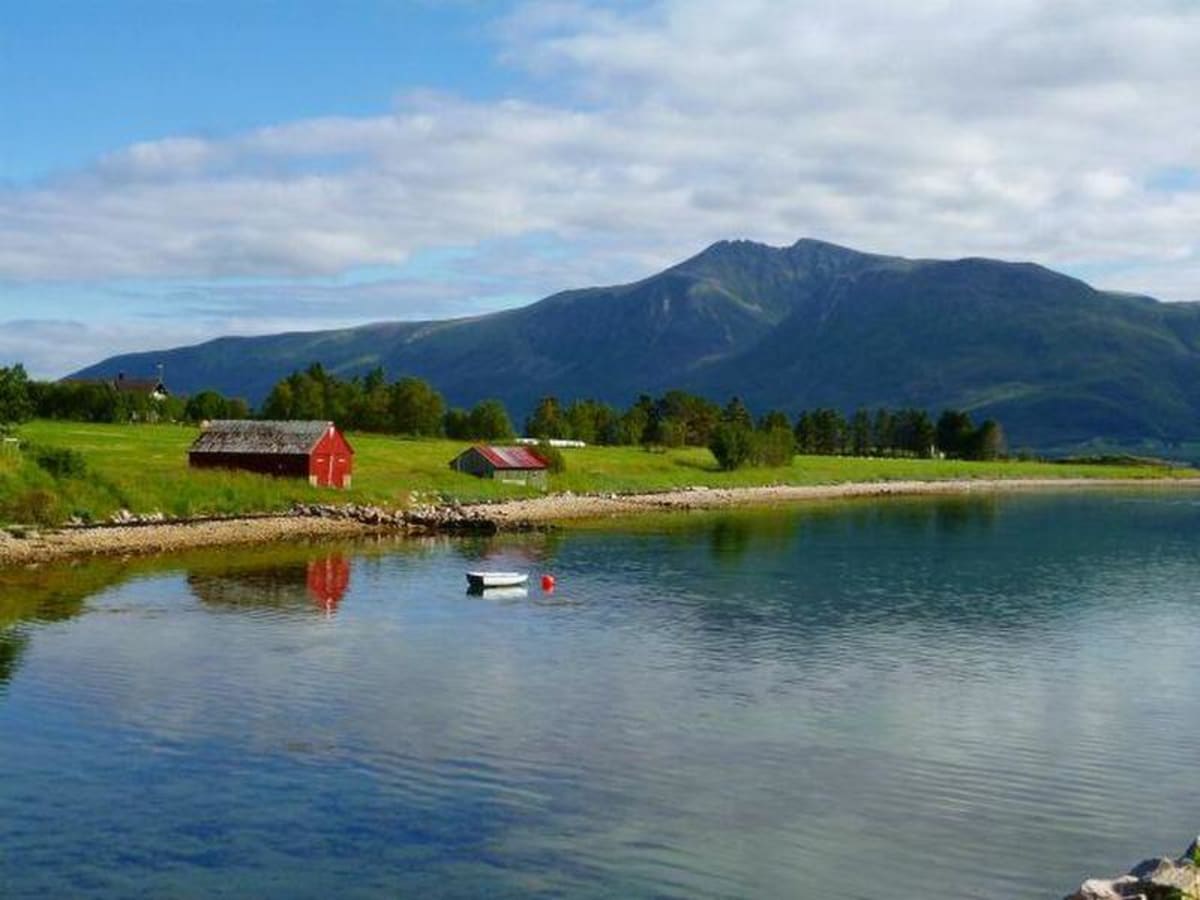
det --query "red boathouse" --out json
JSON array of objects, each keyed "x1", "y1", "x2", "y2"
[{"x1": 188, "y1": 420, "x2": 354, "y2": 488}]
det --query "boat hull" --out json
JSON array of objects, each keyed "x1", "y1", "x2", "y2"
[{"x1": 466, "y1": 571, "x2": 529, "y2": 590}]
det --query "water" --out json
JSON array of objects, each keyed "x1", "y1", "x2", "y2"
[{"x1": 1, "y1": 491, "x2": 1199, "y2": 898}]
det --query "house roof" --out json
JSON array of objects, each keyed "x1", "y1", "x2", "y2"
[
  {"x1": 189, "y1": 420, "x2": 343, "y2": 456},
  {"x1": 114, "y1": 376, "x2": 166, "y2": 394},
  {"x1": 472, "y1": 445, "x2": 547, "y2": 470},
  {"x1": 60, "y1": 375, "x2": 167, "y2": 394}
]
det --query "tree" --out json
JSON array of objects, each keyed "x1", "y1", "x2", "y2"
[
  {"x1": 893, "y1": 408, "x2": 936, "y2": 457},
  {"x1": 0, "y1": 365, "x2": 33, "y2": 425},
  {"x1": 351, "y1": 368, "x2": 391, "y2": 431},
  {"x1": 621, "y1": 395, "x2": 655, "y2": 445},
  {"x1": 388, "y1": 377, "x2": 445, "y2": 436},
  {"x1": 850, "y1": 408, "x2": 872, "y2": 456},
  {"x1": 261, "y1": 379, "x2": 295, "y2": 419},
  {"x1": 467, "y1": 399, "x2": 514, "y2": 441},
  {"x1": 225, "y1": 397, "x2": 251, "y2": 420},
  {"x1": 810, "y1": 408, "x2": 847, "y2": 455},
  {"x1": 362, "y1": 366, "x2": 387, "y2": 393},
  {"x1": 936, "y1": 410, "x2": 975, "y2": 458},
  {"x1": 758, "y1": 409, "x2": 791, "y2": 433},
  {"x1": 526, "y1": 396, "x2": 566, "y2": 439},
  {"x1": 443, "y1": 407, "x2": 471, "y2": 440},
  {"x1": 794, "y1": 411, "x2": 815, "y2": 454},
  {"x1": 564, "y1": 399, "x2": 620, "y2": 445},
  {"x1": 648, "y1": 416, "x2": 686, "y2": 448},
  {"x1": 872, "y1": 408, "x2": 895, "y2": 455},
  {"x1": 184, "y1": 390, "x2": 229, "y2": 423},
  {"x1": 722, "y1": 396, "x2": 754, "y2": 430},
  {"x1": 968, "y1": 420, "x2": 1006, "y2": 460},
  {"x1": 654, "y1": 390, "x2": 720, "y2": 446}
]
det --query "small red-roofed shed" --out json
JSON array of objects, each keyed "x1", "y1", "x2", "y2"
[{"x1": 449, "y1": 445, "x2": 548, "y2": 487}]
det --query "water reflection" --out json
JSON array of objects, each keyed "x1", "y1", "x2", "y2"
[
  {"x1": 568, "y1": 492, "x2": 1199, "y2": 641},
  {"x1": 0, "y1": 561, "x2": 137, "y2": 688},
  {"x1": 1, "y1": 492, "x2": 1199, "y2": 900},
  {"x1": 0, "y1": 629, "x2": 27, "y2": 689},
  {"x1": 188, "y1": 553, "x2": 352, "y2": 615}
]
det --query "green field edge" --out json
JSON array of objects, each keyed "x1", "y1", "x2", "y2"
[{"x1": 2, "y1": 421, "x2": 1196, "y2": 529}]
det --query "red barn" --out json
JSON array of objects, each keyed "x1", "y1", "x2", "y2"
[{"x1": 188, "y1": 420, "x2": 354, "y2": 488}]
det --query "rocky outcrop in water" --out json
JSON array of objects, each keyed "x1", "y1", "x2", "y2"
[{"x1": 1066, "y1": 837, "x2": 1200, "y2": 899}]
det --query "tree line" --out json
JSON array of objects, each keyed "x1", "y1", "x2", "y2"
[
  {"x1": 261, "y1": 364, "x2": 515, "y2": 440},
  {"x1": 793, "y1": 407, "x2": 1005, "y2": 461},
  {"x1": 0, "y1": 362, "x2": 1006, "y2": 466},
  {"x1": 0, "y1": 365, "x2": 252, "y2": 426}
]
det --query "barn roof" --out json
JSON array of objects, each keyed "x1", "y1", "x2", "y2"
[
  {"x1": 472, "y1": 445, "x2": 547, "y2": 470},
  {"x1": 189, "y1": 420, "x2": 342, "y2": 456}
]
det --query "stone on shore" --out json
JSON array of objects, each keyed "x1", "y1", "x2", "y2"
[{"x1": 1065, "y1": 837, "x2": 1200, "y2": 899}]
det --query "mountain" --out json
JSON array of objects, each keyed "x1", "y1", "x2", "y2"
[{"x1": 71, "y1": 238, "x2": 1200, "y2": 450}]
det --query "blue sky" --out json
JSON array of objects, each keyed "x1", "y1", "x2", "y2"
[
  {"x1": 2, "y1": 0, "x2": 1198, "y2": 377},
  {"x1": 1, "y1": 2, "x2": 521, "y2": 179}
]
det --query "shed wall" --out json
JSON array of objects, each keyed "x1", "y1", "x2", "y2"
[
  {"x1": 450, "y1": 448, "x2": 494, "y2": 478},
  {"x1": 310, "y1": 430, "x2": 353, "y2": 488},
  {"x1": 189, "y1": 452, "x2": 310, "y2": 479}
]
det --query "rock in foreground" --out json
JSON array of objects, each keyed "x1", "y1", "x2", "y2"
[{"x1": 1066, "y1": 837, "x2": 1200, "y2": 899}]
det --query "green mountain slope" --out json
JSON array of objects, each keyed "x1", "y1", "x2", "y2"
[{"x1": 71, "y1": 239, "x2": 1200, "y2": 449}]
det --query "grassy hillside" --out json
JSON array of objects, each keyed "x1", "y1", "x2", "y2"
[{"x1": 0, "y1": 420, "x2": 1192, "y2": 528}]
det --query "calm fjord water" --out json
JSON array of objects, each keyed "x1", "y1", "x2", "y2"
[{"x1": 2, "y1": 492, "x2": 1199, "y2": 898}]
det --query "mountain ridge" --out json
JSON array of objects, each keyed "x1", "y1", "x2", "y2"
[{"x1": 70, "y1": 238, "x2": 1200, "y2": 450}]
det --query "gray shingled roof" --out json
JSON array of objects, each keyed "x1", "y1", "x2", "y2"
[{"x1": 189, "y1": 420, "x2": 334, "y2": 455}]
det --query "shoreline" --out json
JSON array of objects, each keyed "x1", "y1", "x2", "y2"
[
  {"x1": 473, "y1": 476, "x2": 1200, "y2": 524},
  {"x1": 2, "y1": 476, "x2": 1198, "y2": 568}
]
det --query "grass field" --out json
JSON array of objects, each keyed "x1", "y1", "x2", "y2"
[{"x1": 1, "y1": 420, "x2": 1194, "y2": 527}]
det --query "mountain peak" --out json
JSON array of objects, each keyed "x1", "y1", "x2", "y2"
[{"x1": 68, "y1": 237, "x2": 1196, "y2": 451}]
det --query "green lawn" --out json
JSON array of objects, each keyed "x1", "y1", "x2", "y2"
[{"x1": 0, "y1": 420, "x2": 1193, "y2": 527}]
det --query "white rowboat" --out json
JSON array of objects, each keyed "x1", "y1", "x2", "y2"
[{"x1": 466, "y1": 571, "x2": 529, "y2": 590}]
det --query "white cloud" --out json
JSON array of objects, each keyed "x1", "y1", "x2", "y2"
[
  {"x1": 0, "y1": 319, "x2": 216, "y2": 379},
  {"x1": 1, "y1": 0, "x2": 1198, "y2": 353}
]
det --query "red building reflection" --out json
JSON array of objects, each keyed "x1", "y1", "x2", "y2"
[{"x1": 307, "y1": 554, "x2": 351, "y2": 611}]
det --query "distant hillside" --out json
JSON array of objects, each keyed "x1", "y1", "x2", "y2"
[{"x1": 72, "y1": 238, "x2": 1200, "y2": 450}]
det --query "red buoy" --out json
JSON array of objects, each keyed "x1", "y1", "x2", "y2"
[{"x1": 541, "y1": 574, "x2": 556, "y2": 592}]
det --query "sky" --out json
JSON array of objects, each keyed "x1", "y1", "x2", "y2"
[{"x1": 1, "y1": 0, "x2": 1198, "y2": 378}]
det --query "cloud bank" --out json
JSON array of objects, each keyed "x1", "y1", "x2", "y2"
[{"x1": 2, "y1": 0, "x2": 1198, "y2": 374}]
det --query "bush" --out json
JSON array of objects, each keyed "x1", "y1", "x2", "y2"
[
  {"x1": 755, "y1": 426, "x2": 796, "y2": 467},
  {"x1": 647, "y1": 417, "x2": 686, "y2": 449},
  {"x1": 709, "y1": 423, "x2": 756, "y2": 471},
  {"x1": 2, "y1": 488, "x2": 61, "y2": 526},
  {"x1": 534, "y1": 442, "x2": 566, "y2": 474},
  {"x1": 30, "y1": 445, "x2": 88, "y2": 479}
]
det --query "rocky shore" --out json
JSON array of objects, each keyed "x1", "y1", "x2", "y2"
[
  {"x1": 0, "y1": 500, "x2": 549, "y2": 567},
  {"x1": 1, "y1": 476, "x2": 1197, "y2": 568},
  {"x1": 468, "y1": 477, "x2": 1200, "y2": 524},
  {"x1": 1066, "y1": 836, "x2": 1199, "y2": 899}
]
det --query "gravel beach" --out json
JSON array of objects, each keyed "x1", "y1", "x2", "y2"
[{"x1": 2, "y1": 477, "x2": 1196, "y2": 568}]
